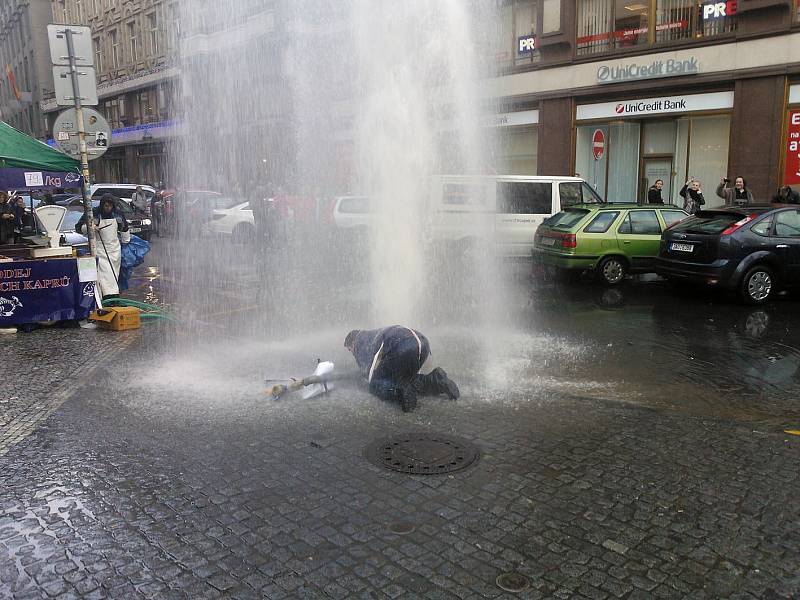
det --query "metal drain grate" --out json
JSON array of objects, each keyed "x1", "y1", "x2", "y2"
[{"x1": 365, "y1": 432, "x2": 480, "y2": 474}]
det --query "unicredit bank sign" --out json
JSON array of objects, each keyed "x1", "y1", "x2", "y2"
[
  {"x1": 597, "y1": 58, "x2": 699, "y2": 84},
  {"x1": 576, "y1": 91, "x2": 734, "y2": 121}
]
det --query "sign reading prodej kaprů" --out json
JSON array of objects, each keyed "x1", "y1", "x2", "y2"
[{"x1": 0, "y1": 259, "x2": 96, "y2": 324}]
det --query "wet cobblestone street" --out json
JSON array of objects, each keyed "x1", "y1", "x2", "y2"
[
  {"x1": 3, "y1": 241, "x2": 800, "y2": 599},
  {"x1": 2, "y1": 312, "x2": 799, "y2": 599}
]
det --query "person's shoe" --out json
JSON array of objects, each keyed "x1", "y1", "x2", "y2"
[
  {"x1": 430, "y1": 367, "x2": 460, "y2": 400},
  {"x1": 400, "y1": 385, "x2": 417, "y2": 413}
]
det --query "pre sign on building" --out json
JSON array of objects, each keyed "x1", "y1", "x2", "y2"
[{"x1": 53, "y1": 107, "x2": 110, "y2": 161}]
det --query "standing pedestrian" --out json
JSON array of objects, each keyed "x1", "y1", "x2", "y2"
[
  {"x1": 76, "y1": 195, "x2": 130, "y2": 299},
  {"x1": 679, "y1": 178, "x2": 705, "y2": 215},
  {"x1": 772, "y1": 185, "x2": 800, "y2": 204},
  {"x1": 0, "y1": 192, "x2": 16, "y2": 244},
  {"x1": 131, "y1": 185, "x2": 148, "y2": 213},
  {"x1": 10, "y1": 196, "x2": 27, "y2": 243},
  {"x1": 647, "y1": 179, "x2": 664, "y2": 204},
  {"x1": 717, "y1": 176, "x2": 754, "y2": 207}
]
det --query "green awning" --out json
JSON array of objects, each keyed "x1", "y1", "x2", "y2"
[{"x1": 0, "y1": 121, "x2": 80, "y2": 172}]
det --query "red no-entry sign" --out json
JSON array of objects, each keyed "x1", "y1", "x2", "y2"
[{"x1": 592, "y1": 129, "x2": 605, "y2": 161}]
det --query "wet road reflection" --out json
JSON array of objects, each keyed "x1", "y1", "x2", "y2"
[{"x1": 132, "y1": 238, "x2": 800, "y2": 427}]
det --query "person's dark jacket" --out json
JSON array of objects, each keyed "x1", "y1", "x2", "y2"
[
  {"x1": 75, "y1": 207, "x2": 129, "y2": 234},
  {"x1": 10, "y1": 202, "x2": 26, "y2": 228},
  {"x1": 0, "y1": 202, "x2": 15, "y2": 243},
  {"x1": 716, "y1": 182, "x2": 754, "y2": 206},
  {"x1": 679, "y1": 184, "x2": 705, "y2": 212},
  {"x1": 773, "y1": 187, "x2": 800, "y2": 204},
  {"x1": 350, "y1": 326, "x2": 431, "y2": 381},
  {"x1": 647, "y1": 187, "x2": 664, "y2": 204}
]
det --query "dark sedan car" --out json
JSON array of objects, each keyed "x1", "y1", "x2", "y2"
[{"x1": 656, "y1": 205, "x2": 800, "y2": 304}]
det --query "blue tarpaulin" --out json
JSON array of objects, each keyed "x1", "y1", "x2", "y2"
[{"x1": 118, "y1": 235, "x2": 150, "y2": 291}]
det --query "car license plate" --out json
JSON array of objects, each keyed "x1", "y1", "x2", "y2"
[
  {"x1": 670, "y1": 242, "x2": 693, "y2": 253},
  {"x1": 542, "y1": 237, "x2": 556, "y2": 246},
  {"x1": 130, "y1": 227, "x2": 141, "y2": 233}
]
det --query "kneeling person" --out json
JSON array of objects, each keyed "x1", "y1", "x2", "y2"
[{"x1": 344, "y1": 325, "x2": 460, "y2": 412}]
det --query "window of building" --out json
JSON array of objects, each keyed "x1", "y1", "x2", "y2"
[
  {"x1": 167, "y1": 3, "x2": 180, "y2": 50},
  {"x1": 577, "y1": 0, "x2": 737, "y2": 55},
  {"x1": 133, "y1": 89, "x2": 158, "y2": 124},
  {"x1": 128, "y1": 21, "x2": 138, "y2": 63},
  {"x1": 495, "y1": 127, "x2": 538, "y2": 175},
  {"x1": 542, "y1": 0, "x2": 561, "y2": 33},
  {"x1": 93, "y1": 37, "x2": 102, "y2": 73},
  {"x1": 147, "y1": 12, "x2": 159, "y2": 54},
  {"x1": 496, "y1": 0, "x2": 541, "y2": 68},
  {"x1": 57, "y1": 1, "x2": 66, "y2": 23},
  {"x1": 75, "y1": 0, "x2": 83, "y2": 22},
  {"x1": 104, "y1": 97, "x2": 122, "y2": 129},
  {"x1": 93, "y1": 0, "x2": 100, "y2": 16},
  {"x1": 110, "y1": 29, "x2": 119, "y2": 68}
]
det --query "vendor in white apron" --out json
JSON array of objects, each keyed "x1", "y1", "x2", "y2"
[{"x1": 76, "y1": 194, "x2": 131, "y2": 299}]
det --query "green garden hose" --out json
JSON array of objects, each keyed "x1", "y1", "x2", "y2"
[{"x1": 103, "y1": 297, "x2": 180, "y2": 324}]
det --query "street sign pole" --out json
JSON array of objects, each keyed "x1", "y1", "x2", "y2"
[{"x1": 64, "y1": 27, "x2": 96, "y2": 257}]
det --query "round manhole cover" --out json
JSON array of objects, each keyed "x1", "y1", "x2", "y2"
[
  {"x1": 364, "y1": 432, "x2": 480, "y2": 474},
  {"x1": 496, "y1": 572, "x2": 531, "y2": 593},
  {"x1": 386, "y1": 521, "x2": 415, "y2": 535}
]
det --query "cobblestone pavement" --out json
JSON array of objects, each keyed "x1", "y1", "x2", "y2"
[
  {"x1": 1, "y1": 326, "x2": 799, "y2": 600},
  {"x1": 0, "y1": 327, "x2": 141, "y2": 457}
]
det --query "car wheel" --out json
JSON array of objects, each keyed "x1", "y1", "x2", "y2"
[
  {"x1": 598, "y1": 256, "x2": 626, "y2": 285},
  {"x1": 232, "y1": 223, "x2": 255, "y2": 244},
  {"x1": 740, "y1": 265, "x2": 774, "y2": 305}
]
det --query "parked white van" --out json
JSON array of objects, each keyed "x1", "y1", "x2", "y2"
[
  {"x1": 426, "y1": 175, "x2": 602, "y2": 258},
  {"x1": 330, "y1": 176, "x2": 601, "y2": 258}
]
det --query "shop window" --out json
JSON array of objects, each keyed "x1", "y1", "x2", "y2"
[
  {"x1": 497, "y1": 182, "x2": 552, "y2": 214},
  {"x1": 577, "y1": 0, "x2": 737, "y2": 55},
  {"x1": 687, "y1": 115, "x2": 730, "y2": 209},
  {"x1": 496, "y1": 127, "x2": 538, "y2": 175}
]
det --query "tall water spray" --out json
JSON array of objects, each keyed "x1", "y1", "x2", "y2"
[{"x1": 172, "y1": 0, "x2": 499, "y2": 340}]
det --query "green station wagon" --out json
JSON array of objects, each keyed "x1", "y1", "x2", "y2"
[{"x1": 533, "y1": 204, "x2": 689, "y2": 284}]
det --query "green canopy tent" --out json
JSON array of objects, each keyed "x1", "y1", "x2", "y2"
[{"x1": 0, "y1": 121, "x2": 81, "y2": 189}]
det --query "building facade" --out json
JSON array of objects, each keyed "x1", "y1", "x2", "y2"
[
  {"x1": 45, "y1": 0, "x2": 180, "y2": 185},
  {"x1": 491, "y1": 0, "x2": 800, "y2": 206},
  {"x1": 0, "y1": 0, "x2": 53, "y2": 139}
]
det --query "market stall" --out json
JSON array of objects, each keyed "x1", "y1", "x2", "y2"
[{"x1": 0, "y1": 121, "x2": 91, "y2": 327}]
